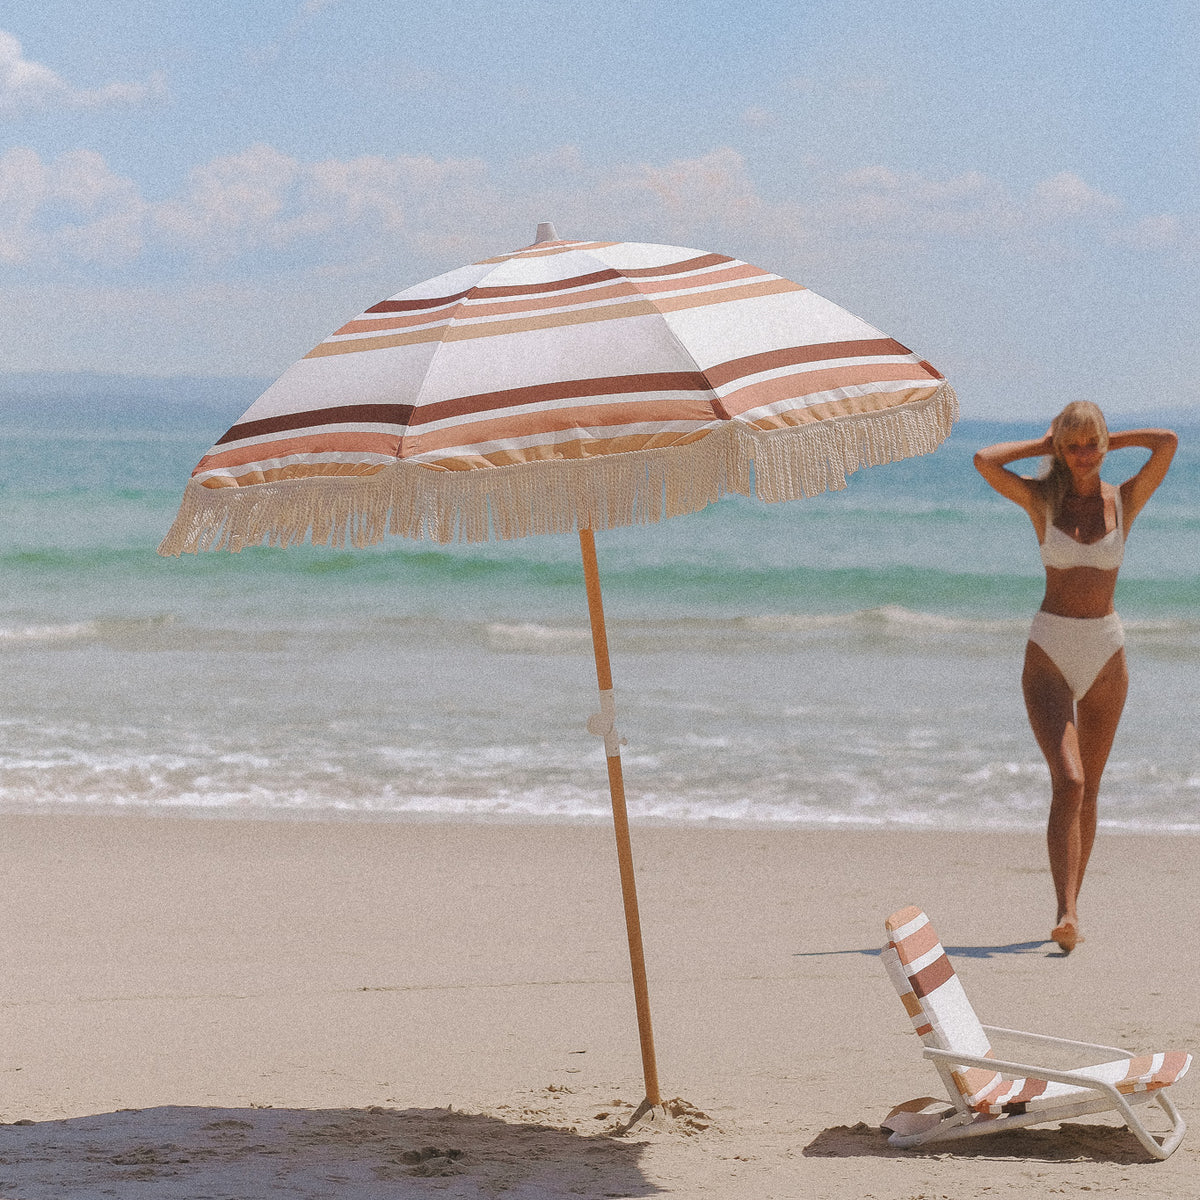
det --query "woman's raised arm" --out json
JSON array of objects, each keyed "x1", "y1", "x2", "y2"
[
  {"x1": 1111, "y1": 428, "x2": 1178, "y2": 523},
  {"x1": 973, "y1": 434, "x2": 1053, "y2": 520}
]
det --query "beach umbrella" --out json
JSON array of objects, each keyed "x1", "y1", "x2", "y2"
[{"x1": 160, "y1": 224, "x2": 957, "y2": 1124}]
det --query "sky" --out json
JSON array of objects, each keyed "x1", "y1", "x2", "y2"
[{"x1": 1, "y1": 0, "x2": 1197, "y2": 418}]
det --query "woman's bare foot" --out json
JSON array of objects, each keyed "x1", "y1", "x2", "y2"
[{"x1": 1051, "y1": 917, "x2": 1083, "y2": 953}]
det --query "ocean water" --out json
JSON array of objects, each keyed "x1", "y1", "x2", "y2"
[{"x1": 2, "y1": 386, "x2": 1198, "y2": 833}]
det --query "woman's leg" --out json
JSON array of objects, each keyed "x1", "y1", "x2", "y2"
[
  {"x1": 1073, "y1": 648, "x2": 1129, "y2": 891},
  {"x1": 1022, "y1": 642, "x2": 1085, "y2": 937},
  {"x1": 1023, "y1": 640, "x2": 1128, "y2": 947}
]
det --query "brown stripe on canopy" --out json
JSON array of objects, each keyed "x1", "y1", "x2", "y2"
[
  {"x1": 209, "y1": 375, "x2": 714, "y2": 449},
  {"x1": 351, "y1": 259, "x2": 753, "y2": 326},
  {"x1": 199, "y1": 460, "x2": 390, "y2": 488},
  {"x1": 337, "y1": 265, "x2": 771, "y2": 337},
  {"x1": 469, "y1": 268, "x2": 623, "y2": 298},
  {"x1": 340, "y1": 280, "x2": 663, "y2": 337},
  {"x1": 214, "y1": 403, "x2": 415, "y2": 446},
  {"x1": 364, "y1": 289, "x2": 475, "y2": 315},
  {"x1": 704, "y1": 339, "x2": 918, "y2": 388},
  {"x1": 618, "y1": 252, "x2": 737, "y2": 277},
  {"x1": 306, "y1": 278, "x2": 802, "y2": 358},
  {"x1": 404, "y1": 371, "x2": 716, "y2": 427},
  {"x1": 402, "y1": 398, "x2": 718, "y2": 457},
  {"x1": 362, "y1": 269, "x2": 626, "y2": 314}
]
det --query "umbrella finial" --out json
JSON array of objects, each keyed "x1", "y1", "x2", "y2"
[{"x1": 534, "y1": 221, "x2": 559, "y2": 244}]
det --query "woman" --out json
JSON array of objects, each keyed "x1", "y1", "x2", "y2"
[{"x1": 974, "y1": 403, "x2": 1176, "y2": 952}]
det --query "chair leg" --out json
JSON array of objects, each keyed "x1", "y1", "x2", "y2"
[{"x1": 1116, "y1": 1091, "x2": 1187, "y2": 1161}]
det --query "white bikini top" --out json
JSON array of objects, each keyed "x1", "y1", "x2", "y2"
[{"x1": 1040, "y1": 489, "x2": 1124, "y2": 570}]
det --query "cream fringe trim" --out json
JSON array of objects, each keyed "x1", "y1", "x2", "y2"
[{"x1": 158, "y1": 383, "x2": 958, "y2": 554}]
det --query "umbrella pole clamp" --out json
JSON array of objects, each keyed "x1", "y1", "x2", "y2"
[{"x1": 585, "y1": 688, "x2": 626, "y2": 757}]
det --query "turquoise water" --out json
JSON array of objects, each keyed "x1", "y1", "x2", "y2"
[{"x1": 2, "y1": 385, "x2": 1198, "y2": 831}]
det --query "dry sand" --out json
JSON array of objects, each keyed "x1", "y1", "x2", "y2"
[{"x1": 0, "y1": 812, "x2": 1195, "y2": 1198}]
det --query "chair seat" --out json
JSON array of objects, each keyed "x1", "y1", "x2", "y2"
[{"x1": 972, "y1": 1051, "x2": 1191, "y2": 1115}]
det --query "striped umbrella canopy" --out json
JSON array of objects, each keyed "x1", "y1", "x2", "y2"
[
  {"x1": 160, "y1": 226, "x2": 955, "y2": 553},
  {"x1": 160, "y1": 225, "x2": 957, "y2": 1124}
]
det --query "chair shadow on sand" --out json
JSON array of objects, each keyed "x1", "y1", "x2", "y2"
[
  {"x1": 794, "y1": 939, "x2": 1054, "y2": 960},
  {"x1": 0, "y1": 1104, "x2": 662, "y2": 1199},
  {"x1": 802, "y1": 1119, "x2": 1165, "y2": 1164}
]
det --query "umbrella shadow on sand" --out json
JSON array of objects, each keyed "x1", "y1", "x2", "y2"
[
  {"x1": 794, "y1": 940, "x2": 1054, "y2": 960},
  {"x1": 802, "y1": 1119, "x2": 1162, "y2": 1164},
  {"x1": 0, "y1": 1104, "x2": 663, "y2": 1199}
]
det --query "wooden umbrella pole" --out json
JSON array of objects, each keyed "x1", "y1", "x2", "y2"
[{"x1": 578, "y1": 528, "x2": 662, "y2": 1112}]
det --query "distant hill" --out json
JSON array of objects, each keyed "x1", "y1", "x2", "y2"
[
  {"x1": 0, "y1": 372, "x2": 272, "y2": 431},
  {"x1": 0, "y1": 372, "x2": 269, "y2": 409}
]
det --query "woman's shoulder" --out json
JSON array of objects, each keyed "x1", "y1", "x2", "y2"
[
  {"x1": 1024, "y1": 473, "x2": 1052, "y2": 505},
  {"x1": 1025, "y1": 477, "x2": 1051, "y2": 540}
]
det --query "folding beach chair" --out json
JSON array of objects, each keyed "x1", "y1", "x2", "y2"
[{"x1": 880, "y1": 905, "x2": 1191, "y2": 1160}]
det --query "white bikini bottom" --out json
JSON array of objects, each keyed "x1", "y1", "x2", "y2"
[{"x1": 1028, "y1": 611, "x2": 1124, "y2": 701}]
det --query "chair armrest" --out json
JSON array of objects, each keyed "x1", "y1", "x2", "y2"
[
  {"x1": 980, "y1": 1024, "x2": 1130, "y2": 1058},
  {"x1": 921, "y1": 1047, "x2": 1126, "y2": 1096}
]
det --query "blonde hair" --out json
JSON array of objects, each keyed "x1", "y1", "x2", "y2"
[{"x1": 1042, "y1": 401, "x2": 1109, "y2": 517}]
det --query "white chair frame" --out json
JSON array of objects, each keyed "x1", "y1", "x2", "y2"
[{"x1": 887, "y1": 1014, "x2": 1187, "y2": 1159}]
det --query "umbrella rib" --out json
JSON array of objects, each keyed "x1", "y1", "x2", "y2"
[{"x1": 397, "y1": 261, "x2": 514, "y2": 538}]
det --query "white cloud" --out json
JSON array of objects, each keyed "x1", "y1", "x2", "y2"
[
  {"x1": 0, "y1": 30, "x2": 165, "y2": 115},
  {"x1": 1, "y1": 145, "x2": 1193, "y2": 382},
  {"x1": 153, "y1": 145, "x2": 313, "y2": 256},
  {"x1": 152, "y1": 144, "x2": 497, "y2": 263},
  {"x1": 0, "y1": 146, "x2": 146, "y2": 263},
  {"x1": 0, "y1": 31, "x2": 62, "y2": 111},
  {"x1": 1113, "y1": 213, "x2": 1185, "y2": 250},
  {"x1": 830, "y1": 166, "x2": 1020, "y2": 237},
  {"x1": 822, "y1": 165, "x2": 1138, "y2": 246},
  {"x1": 1032, "y1": 171, "x2": 1121, "y2": 219},
  {"x1": 741, "y1": 106, "x2": 774, "y2": 129},
  {"x1": 620, "y1": 148, "x2": 761, "y2": 227},
  {"x1": 3, "y1": 145, "x2": 496, "y2": 269},
  {"x1": 1, "y1": 143, "x2": 1188, "y2": 282}
]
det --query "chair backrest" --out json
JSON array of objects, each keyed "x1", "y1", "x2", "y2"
[{"x1": 883, "y1": 906, "x2": 1003, "y2": 1109}]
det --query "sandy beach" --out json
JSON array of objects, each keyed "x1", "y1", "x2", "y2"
[{"x1": 0, "y1": 812, "x2": 1196, "y2": 1198}]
